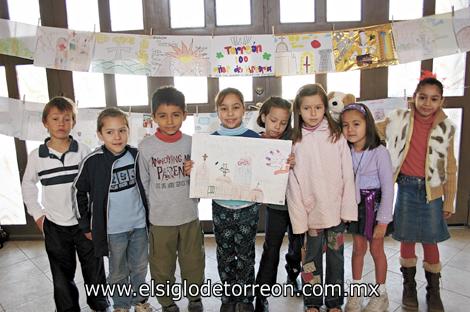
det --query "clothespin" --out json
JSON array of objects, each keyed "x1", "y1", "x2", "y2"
[
  {"x1": 332, "y1": 23, "x2": 336, "y2": 32},
  {"x1": 195, "y1": 105, "x2": 199, "y2": 115},
  {"x1": 451, "y1": 5, "x2": 455, "y2": 17},
  {"x1": 391, "y1": 15, "x2": 394, "y2": 24},
  {"x1": 93, "y1": 24, "x2": 96, "y2": 33},
  {"x1": 271, "y1": 25, "x2": 275, "y2": 36},
  {"x1": 37, "y1": 17, "x2": 41, "y2": 26},
  {"x1": 211, "y1": 30, "x2": 214, "y2": 38},
  {"x1": 22, "y1": 94, "x2": 26, "y2": 104},
  {"x1": 150, "y1": 27, "x2": 153, "y2": 36},
  {"x1": 128, "y1": 105, "x2": 132, "y2": 116}
]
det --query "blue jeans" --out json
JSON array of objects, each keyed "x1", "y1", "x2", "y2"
[{"x1": 108, "y1": 227, "x2": 149, "y2": 309}]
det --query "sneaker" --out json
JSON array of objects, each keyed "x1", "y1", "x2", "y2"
[
  {"x1": 135, "y1": 302, "x2": 153, "y2": 312},
  {"x1": 363, "y1": 292, "x2": 389, "y2": 312},
  {"x1": 112, "y1": 309, "x2": 129, "y2": 312},
  {"x1": 162, "y1": 303, "x2": 180, "y2": 312},
  {"x1": 345, "y1": 295, "x2": 363, "y2": 312},
  {"x1": 188, "y1": 299, "x2": 204, "y2": 312}
]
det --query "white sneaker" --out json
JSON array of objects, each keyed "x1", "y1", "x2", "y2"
[
  {"x1": 135, "y1": 302, "x2": 153, "y2": 312},
  {"x1": 345, "y1": 295, "x2": 363, "y2": 312},
  {"x1": 363, "y1": 292, "x2": 389, "y2": 312}
]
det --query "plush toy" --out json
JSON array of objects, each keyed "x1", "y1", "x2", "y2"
[{"x1": 328, "y1": 91, "x2": 356, "y2": 122}]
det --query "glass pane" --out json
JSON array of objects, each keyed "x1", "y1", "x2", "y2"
[
  {"x1": 281, "y1": 75, "x2": 316, "y2": 100},
  {"x1": 174, "y1": 77, "x2": 208, "y2": 104},
  {"x1": 216, "y1": 0, "x2": 251, "y2": 26},
  {"x1": 0, "y1": 67, "x2": 8, "y2": 97},
  {"x1": 0, "y1": 134, "x2": 26, "y2": 225},
  {"x1": 327, "y1": 0, "x2": 361, "y2": 22},
  {"x1": 435, "y1": 0, "x2": 469, "y2": 14},
  {"x1": 170, "y1": 0, "x2": 205, "y2": 28},
  {"x1": 434, "y1": 53, "x2": 466, "y2": 97},
  {"x1": 16, "y1": 65, "x2": 49, "y2": 103},
  {"x1": 109, "y1": 0, "x2": 143, "y2": 31},
  {"x1": 327, "y1": 71, "x2": 361, "y2": 99},
  {"x1": 218, "y1": 76, "x2": 253, "y2": 102},
  {"x1": 280, "y1": 0, "x2": 315, "y2": 23},
  {"x1": 66, "y1": 0, "x2": 100, "y2": 32},
  {"x1": 73, "y1": 71, "x2": 106, "y2": 108},
  {"x1": 389, "y1": 0, "x2": 423, "y2": 20},
  {"x1": 388, "y1": 61, "x2": 421, "y2": 97},
  {"x1": 7, "y1": 0, "x2": 40, "y2": 25},
  {"x1": 115, "y1": 74, "x2": 148, "y2": 107}
]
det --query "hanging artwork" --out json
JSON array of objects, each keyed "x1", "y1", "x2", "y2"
[
  {"x1": 453, "y1": 7, "x2": 470, "y2": 52},
  {"x1": 194, "y1": 111, "x2": 263, "y2": 134},
  {"x1": 361, "y1": 97, "x2": 408, "y2": 122},
  {"x1": 392, "y1": 13, "x2": 459, "y2": 63},
  {"x1": 210, "y1": 34, "x2": 275, "y2": 77},
  {"x1": 0, "y1": 19, "x2": 37, "y2": 59},
  {"x1": 34, "y1": 26, "x2": 95, "y2": 71},
  {"x1": 149, "y1": 36, "x2": 211, "y2": 77},
  {"x1": 332, "y1": 24, "x2": 398, "y2": 72},
  {"x1": 190, "y1": 134, "x2": 292, "y2": 205},
  {"x1": 274, "y1": 32, "x2": 335, "y2": 75},
  {"x1": 91, "y1": 33, "x2": 151, "y2": 75}
]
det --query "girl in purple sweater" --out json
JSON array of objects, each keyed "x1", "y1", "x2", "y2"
[{"x1": 340, "y1": 103, "x2": 394, "y2": 312}]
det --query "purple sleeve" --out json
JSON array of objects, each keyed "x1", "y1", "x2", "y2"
[{"x1": 376, "y1": 146, "x2": 394, "y2": 224}]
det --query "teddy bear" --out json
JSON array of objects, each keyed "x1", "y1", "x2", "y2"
[{"x1": 327, "y1": 91, "x2": 356, "y2": 123}]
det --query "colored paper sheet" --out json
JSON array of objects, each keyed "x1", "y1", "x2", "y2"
[
  {"x1": 453, "y1": 7, "x2": 470, "y2": 52},
  {"x1": 0, "y1": 19, "x2": 37, "y2": 59},
  {"x1": 361, "y1": 97, "x2": 408, "y2": 122}
]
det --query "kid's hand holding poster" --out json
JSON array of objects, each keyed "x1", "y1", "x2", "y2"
[
  {"x1": 190, "y1": 134, "x2": 292, "y2": 205},
  {"x1": 211, "y1": 35, "x2": 275, "y2": 76}
]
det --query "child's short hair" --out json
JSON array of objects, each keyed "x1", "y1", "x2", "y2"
[
  {"x1": 97, "y1": 107, "x2": 129, "y2": 132},
  {"x1": 42, "y1": 96, "x2": 77, "y2": 125},
  {"x1": 151, "y1": 86, "x2": 185, "y2": 115},
  {"x1": 215, "y1": 87, "x2": 245, "y2": 110},
  {"x1": 414, "y1": 77, "x2": 444, "y2": 98},
  {"x1": 340, "y1": 103, "x2": 381, "y2": 150}
]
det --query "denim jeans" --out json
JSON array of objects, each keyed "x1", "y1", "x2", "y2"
[
  {"x1": 108, "y1": 227, "x2": 149, "y2": 309},
  {"x1": 303, "y1": 223, "x2": 345, "y2": 309}
]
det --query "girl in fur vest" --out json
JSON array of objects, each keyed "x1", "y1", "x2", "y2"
[{"x1": 376, "y1": 77, "x2": 457, "y2": 312}]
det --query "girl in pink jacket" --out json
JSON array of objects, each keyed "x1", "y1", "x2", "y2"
[{"x1": 287, "y1": 83, "x2": 357, "y2": 312}]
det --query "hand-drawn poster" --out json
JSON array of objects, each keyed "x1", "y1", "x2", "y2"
[
  {"x1": 392, "y1": 13, "x2": 459, "y2": 63},
  {"x1": 361, "y1": 98, "x2": 408, "y2": 122},
  {"x1": 34, "y1": 26, "x2": 95, "y2": 71},
  {"x1": 0, "y1": 97, "x2": 24, "y2": 138},
  {"x1": 72, "y1": 109, "x2": 101, "y2": 149},
  {"x1": 0, "y1": 19, "x2": 37, "y2": 59},
  {"x1": 210, "y1": 35, "x2": 275, "y2": 77},
  {"x1": 274, "y1": 33, "x2": 335, "y2": 75},
  {"x1": 190, "y1": 134, "x2": 292, "y2": 205},
  {"x1": 453, "y1": 7, "x2": 470, "y2": 52},
  {"x1": 149, "y1": 36, "x2": 211, "y2": 76},
  {"x1": 20, "y1": 100, "x2": 48, "y2": 141},
  {"x1": 91, "y1": 33, "x2": 151, "y2": 75},
  {"x1": 194, "y1": 111, "x2": 263, "y2": 134},
  {"x1": 332, "y1": 24, "x2": 398, "y2": 72}
]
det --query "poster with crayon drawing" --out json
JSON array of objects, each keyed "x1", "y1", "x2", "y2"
[
  {"x1": 0, "y1": 19, "x2": 37, "y2": 59},
  {"x1": 453, "y1": 7, "x2": 470, "y2": 52},
  {"x1": 190, "y1": 134, "x2": 292, "y2": 205},
  {"x1": 194, "y1": 111, "x2": 263, "y2": 134},
  {"x1": 361, "y1": 98, "x2": 408, "y2": 122}
]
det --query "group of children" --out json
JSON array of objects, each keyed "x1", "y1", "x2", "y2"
[{"x1": 21, "y1": 76, "x2": 456, "y2": 312}]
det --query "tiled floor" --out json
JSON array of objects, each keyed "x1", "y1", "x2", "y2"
[{"x1": 1, "y1": 228, "x2": 470, "y2": 312}]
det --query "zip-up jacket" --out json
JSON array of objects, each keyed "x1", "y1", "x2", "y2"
[{"x1": 73, "y1": 145, "x2": 148, "y2": 257}]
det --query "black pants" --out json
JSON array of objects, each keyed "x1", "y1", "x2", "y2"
[
  {"x1": 43, "y1": 218, "x2": 109, "y2": 312},
  {"x1": 255, "y1": 207, "x2": 303, "y2": 295}
]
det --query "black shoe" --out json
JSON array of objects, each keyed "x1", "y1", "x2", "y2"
[
  {"x1": 254, "y1": 297, "x2": 269, "y2": 312},
  {"x1": 220, "y1": 303, "x2": 236, "y2": 312},
  {"x1": 236, "y1": 303, "x2": 255, "y2": 312}
]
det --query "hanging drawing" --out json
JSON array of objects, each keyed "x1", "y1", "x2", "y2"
[
  {"x1": 0, "y1": 19, "x2": 37, "y2": 59},
  {"x1": 149, "y1": 36, "x2": 211, "y2": 77},
  {"x1": 190, "y1": 134, "x2": 292, "y2": 205},
  {"x1": 34, "y1": 26, "x2": 95, "y2": 71},
  {"x1": 274, "y1": 33, "x2": 335, "y2": 75},
  {"x1": 210, "y1": 34, "x2": 276, "y2": 77},
  {"x1": 91, "y1": 33, "x2": 151, "y2": 75},
  {"x1": 361, "y1": 98, "x2": 408, "y2": 122},
  {"x1": 453, "y1": 7, "x2": 470, "y2": 52},
  {"x1": 332, "y1": 24, "x2": 398, "y2": 72}
]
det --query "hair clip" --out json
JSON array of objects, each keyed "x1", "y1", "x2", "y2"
[
  {"x1": 342, "y1": 103, "x2": 367, "y2": 115},
  {"x1": 420, "y1": 70, "x2": 437, "y2": 81}
]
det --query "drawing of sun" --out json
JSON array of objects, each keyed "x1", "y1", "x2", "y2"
[{"x1": 164, "y1": 40, "x2": 209, "y2": 75}]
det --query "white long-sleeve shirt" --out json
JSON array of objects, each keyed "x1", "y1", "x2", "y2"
[{"x1": 21, "y1": 138, "x2": 90, "y2": 226}]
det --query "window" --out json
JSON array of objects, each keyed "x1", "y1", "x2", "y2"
[
  {"x1": 7, "y1": 0, "x2": 40, "y2": 25},
  {"x1": 0, "y1": 134, "x2": 26, "y2": 225},
  {"x1": 435, "y1": 0, "x2": 469, "y2": 14},
  {"x1": 281, "y1": 75, "x2": 316, "y2": 100},
  {"x1": 170, "y1": 0, "x2": 205, "y2": 28},
  {"x1": 327, "y1": 71, "x2": 361, "y2": 99},
  {"x1": 434, "y1": 53, "x2": 466, "y2": 97},
  {"x1": 16, "y1": 65, "x2": 49, "y2": 103},
  {"x1": 388, "y1": 61, "x2": 421, "y2": 97},
  {"x1": 216, "y1": 0, "x2": 251, "y2": 26},
  {"x1": 280, "y1": 0, "x2": 315, "y2": 23},
  {"x1": 174, "y1": 77, "x2": 208, "y2": 104},
  {"x1": 327, "y1": 0, "x2": 361, "y2": 22},
  {"x1": 73, "y1": 72, "x2": 106, "y2": 108},
  {"x1": 218, "y1": 77, "x2": 253, "y2": 102},
  {"x1": 115, "y1": 74, "x2": 148, "y2": 107},
  {"x1": 109, "y1": 0, "x2": 143, "y2": 31},
  {"x1": 389, "y1": 0, "x2": 423, "y2": 20},
  {"x1": 66, "y1": 0, "x2": 100, "y2": 32},
  {"x1": 0, "y1": 67, "x2": 8, "y2": 97}
]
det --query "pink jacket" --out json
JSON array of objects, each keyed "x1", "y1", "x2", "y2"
[{"x1": 287, "y1": 119, "x2": 357, "y2": 234}]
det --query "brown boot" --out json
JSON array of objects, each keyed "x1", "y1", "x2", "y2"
[
  {"x1": 400, "y1": 257, "x2": 418, "y2": 310},
  {"x1": 424, "y1": 262, "x2": 444, "y2": 312}
]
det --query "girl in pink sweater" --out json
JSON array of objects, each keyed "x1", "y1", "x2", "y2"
[{"x1": 287, "y1": 84, "x2": 357, "y2": 312}]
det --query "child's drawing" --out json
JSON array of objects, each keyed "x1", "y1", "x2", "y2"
[
  {"x1": 190, "y1": 134, "x2": 292, "y2": 205},
  {"x1": 0, "y1": 20, "x2": 37, "y2": 60},
  {"x1": 453, "y1": 7, "x2": 470, "y2": 52}
]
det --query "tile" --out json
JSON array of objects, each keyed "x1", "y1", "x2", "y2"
[
  {"x1": 446, "y1": 248, "x2": 470, "y2": 273},
  {"x1": 8, "y1": 294, "x2": 56, "y2": 312},
  {"x1": 440, "y1": 265, "x2": 470, "y2": 298},
  {"x1": 0, "y1": 242, "x2": 28, "y2": 268},
  {"x1": 0, "y1": 272, "x2": 53, "y2": 310},
  {"x1": 0, "y1": 258, "x2": 45, "y2": 286},
  {"x1": 14, "y1": 240, "x2": 47, "y2": 259}
]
